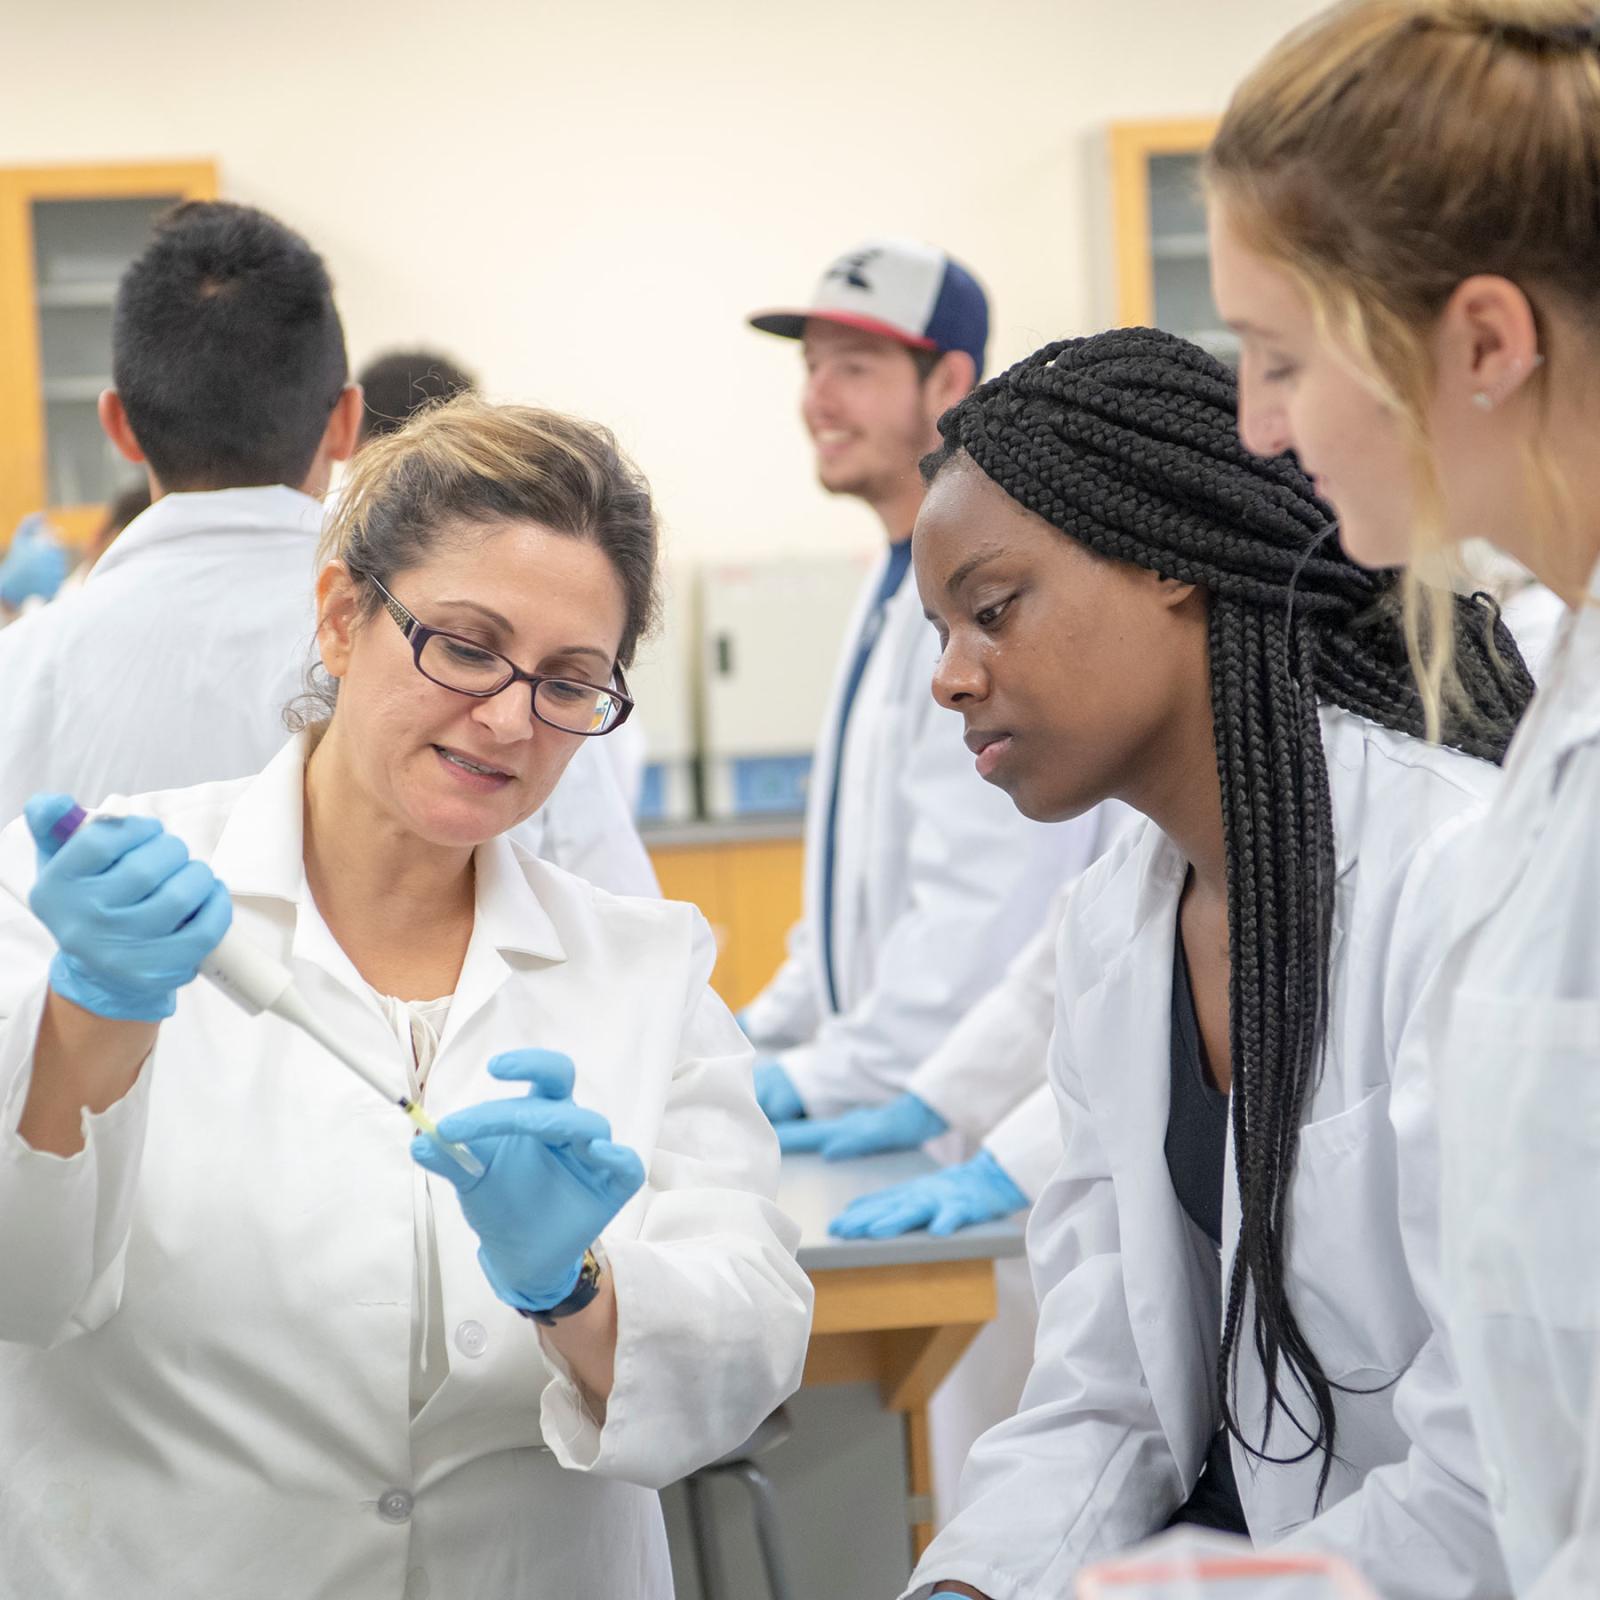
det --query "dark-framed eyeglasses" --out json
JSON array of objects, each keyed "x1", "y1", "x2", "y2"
[{"x1": 368, "y1": 575, "x2": 634, "y2": 738}]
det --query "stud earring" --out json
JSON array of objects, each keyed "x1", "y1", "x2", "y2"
[{"x1": 1473, "y1": 353, "x2": 1544, "y2": 413}]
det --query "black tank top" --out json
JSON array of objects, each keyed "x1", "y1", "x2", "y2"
[
  {"x1": 1165, "y1": 932, "x2": 1230, "y2": 1246},
  {"x1": 1163, "y1": 928, "x2": 1249, "y2": 1537}
]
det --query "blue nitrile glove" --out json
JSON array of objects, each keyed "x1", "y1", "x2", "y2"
[
  {"x1": 24, "y1": 794, "x2": 233, "y2": 1023},
  {"x1": 778, "y1": 1091, "x2": 949, "y2": 1159},
  {"x1": 413, "y1": 1049, "x2": 646, "y2": 1313},
  {"x1": 829, "y1": 1149, "x2": 1028, "y2": 1239},
  {"x1": 734, "y1": 1008, "x2": 752, "y2": 1037},
  {"x1": 0, "y1": 514, "x2": 69, "y2": 608},
  {"x1": 754, "y1": 1058, "x2": 805, "y2": 1124}
]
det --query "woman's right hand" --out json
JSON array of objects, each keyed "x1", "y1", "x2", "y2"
[{"x1": 24, "y1": 795, "x2": 232, "y2": 1022}]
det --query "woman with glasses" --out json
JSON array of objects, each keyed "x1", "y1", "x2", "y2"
[{"x1": 0, "y1": 397, "x2": 811, "y2": 1600}]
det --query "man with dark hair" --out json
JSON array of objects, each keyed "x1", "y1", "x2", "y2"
[
  {"x1": 0, "y1": 205, "x2": 657, "y2": 898},
  {"x1": 105, "y1": 201, "x2": 354, "y2": 491},
  {"x1": 356, "y1": 348, "x2": 477, "y2": 445},
  {"x1": 0, "y1": 200, "x2": 362, "y2": 820}
]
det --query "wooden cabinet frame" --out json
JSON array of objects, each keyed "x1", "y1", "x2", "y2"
[
  {"x1": 1109, "y1": 118, "x2": 1219, "y2": 328},
  {"x1": 0, "y1": 160, "x2": 217, "y2": 545}
]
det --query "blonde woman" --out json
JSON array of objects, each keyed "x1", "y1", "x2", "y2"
[
  {"x1": 0, "y1": 398, "x2": 811, "y2": 1599},
  {"x1": 1206, "y1": 4, "x2": 1600, "y2": 1591}
]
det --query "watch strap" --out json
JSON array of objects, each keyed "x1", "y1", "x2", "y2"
[{"x1": 520, "y1": 1248, "x2": 603, "y2": 1327}]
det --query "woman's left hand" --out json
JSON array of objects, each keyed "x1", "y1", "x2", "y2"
[{"x1": 413, "y1": 1048, "x2": 645, "y2": 1313}]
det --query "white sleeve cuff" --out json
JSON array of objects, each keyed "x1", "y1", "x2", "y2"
[
  {"x1": 0, "y1": 985, "x2": 154, "y2": 1345},
  {"x1": 981, "y1": 1085, "x2": 1065, "y2": 1202}
]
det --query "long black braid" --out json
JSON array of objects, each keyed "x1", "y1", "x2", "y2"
[{"x1": 926, "y1": 327, "x2": 1532, "y2": 1499}]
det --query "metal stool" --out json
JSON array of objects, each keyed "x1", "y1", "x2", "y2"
[{"x1": 681, "y1": 1406, "x2": 796, "y2": 1600}]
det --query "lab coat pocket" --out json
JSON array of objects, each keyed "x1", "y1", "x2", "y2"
[
  {"x1": 1441, "y1": 991, "x2": 1600, "y2": 1331},
  {"x1": 1285, "y1": 1084, "x2": 1429, "y2": 1380}
]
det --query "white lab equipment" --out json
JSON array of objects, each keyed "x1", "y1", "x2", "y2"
[
  {"x1": 904, "y1": 707, "x2": 1513, "y2": 1600},
  {"x1": 0, "y1": 733, "x2": 812, "y2": 1599},
  {"x1": 626, "y1": 565, "x2": 699, "y2": 823},
  {"x1": 698, "y1": 551, "x2": 873, "y2": 818}
]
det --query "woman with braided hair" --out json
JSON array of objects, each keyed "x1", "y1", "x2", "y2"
[
  {"x1": 903, "y1": 326, "x2": 1529, "y2": 1600},
  {"x1": 1206, "y1": 3, "x2": 1600, "y2": 1591}
]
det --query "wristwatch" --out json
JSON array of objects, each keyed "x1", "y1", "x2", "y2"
[{"x1": 519, "y1": 1248, "x2": 604, "y2": 1327}]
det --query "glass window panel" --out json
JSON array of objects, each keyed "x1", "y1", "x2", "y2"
[
  {"x1": 32, "y1": 194, "x2": 180, "y2": 505},
  {"x1": 45, "y1": 399, "x2": 126, "y2": 506}
]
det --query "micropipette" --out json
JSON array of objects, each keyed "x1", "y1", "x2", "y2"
[{"x1": 9, "y1": 803, "x2": 484, "y2": 1179}]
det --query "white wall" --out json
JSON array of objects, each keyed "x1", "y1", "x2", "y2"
[{"x1": 1, "y1": 0, "x2": 1326, "y2": 565}]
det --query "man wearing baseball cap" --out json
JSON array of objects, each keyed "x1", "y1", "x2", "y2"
[{"x1": 740, "y1": 237, "x2": 1081, "y2": 1152}]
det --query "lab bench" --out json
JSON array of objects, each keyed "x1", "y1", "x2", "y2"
[{"x1": 781, "y1": 1150, "x2": 1027, "y2": 1562}]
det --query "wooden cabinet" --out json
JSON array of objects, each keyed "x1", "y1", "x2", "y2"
[
  {"x1": 0, "y1": 160, "x2": 217, "y2": 547},
  {"x1": 1108, "y1": 118, "x2": 1232, "y2": 362},
  {"x1": 648, "y1": 832, "x2": 804, "y2": 1011}
]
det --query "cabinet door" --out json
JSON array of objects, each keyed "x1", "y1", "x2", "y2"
[
  {"x1": 648, "y1": 836, "x2": 804, "y2": 1009},
  {"x1": 722, "y1": 838, "x2": 804, "y2": 1008},
  {"x1": 0, "y1": 161, "x2": 217, "y2": 545},
  {"x1": 650, "y1": 843, "x2": 735, "y2": 1000},
  {"x1": 1109, "y1": 120, "x2": 1232, "y2": 362}
]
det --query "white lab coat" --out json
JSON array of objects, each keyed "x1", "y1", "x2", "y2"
[
  {"x1": 0, "y1": 735, "x2": 812, "y2": 1600},
  {"x1": 888, "y1": 807, "x2": 1123, "y2": 1525},
  {"x1": 0, "y1": 485, "x2": 656, "y2": 895},
  {"x1": 1460, "y1": 540, "x2": 1567, "y2": 683},
  {"x1": 741, "y1": 549, "x2": 1094, "y2": 1116},
  {"x1": 1421, "y1": 568, "x2": 1600, "y2": 1595},
  {"x1": 1501, "y1": 581, "x2": 1568, "y2": 682},
  {"x1": 910, "y1": 901, "x2": 1063, "y2": 1198},
  {"x1": 907, "y1": 705, "x2": 1512, "y2": 1600},
  {"x1": 910, "y1": 802, "x2": 1137, "y2": 1198}
]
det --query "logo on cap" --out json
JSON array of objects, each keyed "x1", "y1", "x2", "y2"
[{"x1": 824, "y1": 248, "x2": 882, "y2": 293}]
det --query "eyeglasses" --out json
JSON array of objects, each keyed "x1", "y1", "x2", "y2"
[{"x1": 369, "y1": 576, "x2": 634, "y2": 738}]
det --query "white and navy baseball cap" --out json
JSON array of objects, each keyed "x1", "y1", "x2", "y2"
[{"x1": 748, "y1": 238, "x2": 989, "y2": 376}]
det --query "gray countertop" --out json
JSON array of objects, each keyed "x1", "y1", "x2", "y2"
[
  {"x1": 778, "y1": 1150, "x2": 1028, "y2": 1273},
  {"x1": 641, "y1": 813, "x2": 805, "y2": 849}
]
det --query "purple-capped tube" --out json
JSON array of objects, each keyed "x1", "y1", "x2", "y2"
[{"x1": 49, "y1": 803, "x2": 88, "y2": 848}]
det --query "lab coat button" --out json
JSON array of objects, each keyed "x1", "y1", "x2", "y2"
[
  {"x1": 378, "y1": 1489, "x2": 413, "y2": 1524},
  {"x1": 455, "y1": 1319, "x2": 488, "y2": 1358}
]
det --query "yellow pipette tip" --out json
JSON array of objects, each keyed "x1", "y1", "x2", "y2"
[{"x1": 404, "y1": 1101, "x2": 485, "y2": 1178}]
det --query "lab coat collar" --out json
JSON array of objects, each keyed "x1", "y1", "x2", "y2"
[
  {"x1": 1529, "y1": 556, "x2": 1600, "y2": 759},
  {"x1": 1078, "y1": 707, "x2": 1365, "y2": 979},
  {"x1": 210, "y1": 732, "x2": 567, "y2": 964},
  {"x1": 210, "y1": 734, "x2": 314, "y2": 903},
  {"x1": 1079, "y1": 821, "x2": 1186, "y2": 978},
  {"x1": 1441, "y1": 562, "x2": 1596, "y2": 935},
  {"x1": 437, "y1": 832, "x2": 569, "y2": 1053},
  {"x1": 88, "y1": 485, "x2": 326, "y2": 584},
  {"x1": 471, "y1": 830, "x2": 567, "y2": 965}
]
